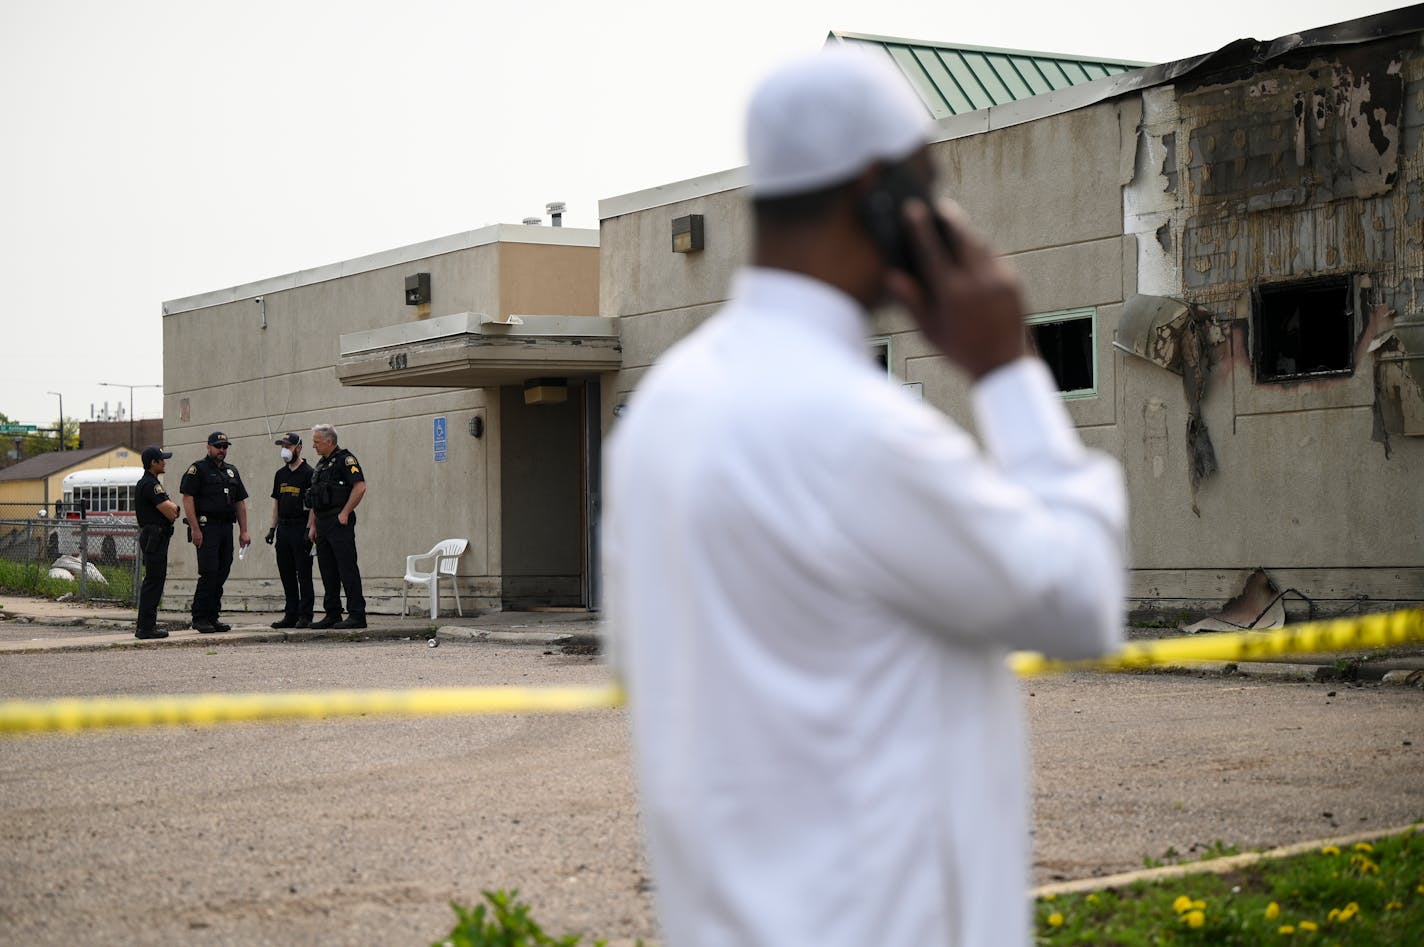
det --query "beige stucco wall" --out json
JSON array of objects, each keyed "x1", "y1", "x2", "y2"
[
  {"x1": 162, "y1": 234, "x2": 598, "y2": 614},
  {"x1": 501, "y1": 243, "x2": 601, "y2": 318}
]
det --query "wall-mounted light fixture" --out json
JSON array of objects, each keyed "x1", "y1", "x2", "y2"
[
  {"x1": 468, "y1": 416, "x2": 484, "y2": 438},
  {"x1": 523, "y1": 377, "x2": 568, "y2": 406},
  {"x1": 405, "y1": 272, "x2": 431, "y2": 305},
  {"x1": 671, "y1": 214, "x2": 705, "y2": 253}
]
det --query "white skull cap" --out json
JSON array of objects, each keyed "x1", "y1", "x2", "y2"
[{"x1": 746, "y1": 46, "x2": 931, "y2": 198}]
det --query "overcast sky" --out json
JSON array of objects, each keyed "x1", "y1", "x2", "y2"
[{"x1": 0, "y1": 0, "x2": 1404, "y2": 433}]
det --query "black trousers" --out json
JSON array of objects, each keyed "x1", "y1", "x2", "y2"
[
  {"x1": 192, "y1": 520, "x2": 234, "y2": 622},
  {"x1": 136, "y1": 527, "x2": 171, "y2": 630},
  {"x1": 315, "y1": 512, "x2": 364, "y2": 619},
  {"x1": 274, "y1": 523, "x2": 314, "y2": 621}
]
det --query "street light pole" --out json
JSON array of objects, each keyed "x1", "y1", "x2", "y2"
[
  {"x1": 98, "y1": 382, "x2": 161, "y2": 449},
  {"x1": 45, "y1": 391, "x2": 63, "y2": 450}
]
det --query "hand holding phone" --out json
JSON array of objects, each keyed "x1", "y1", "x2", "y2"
[
  {"x1": 881, "y1": 194, "x2": 1029, "y2": 381},
  {"x1": 858, "y1": 162, "x2": 958, "y2": 284}
]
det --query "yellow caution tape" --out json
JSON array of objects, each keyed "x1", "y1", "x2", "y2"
[
  {"x1": 1, "y1": 609, "x2": 1420, "y2": 735},
  {"x1": 0, "y1": 685, "x2": 625, "y2": 735},
  {"x1": 1009, "y1": 607, "x2": 1424, "y2": 677}
]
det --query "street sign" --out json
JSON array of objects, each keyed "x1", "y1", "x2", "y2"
[{"x1": 0, "y1": 424, "x2": 38, "y2": 434}]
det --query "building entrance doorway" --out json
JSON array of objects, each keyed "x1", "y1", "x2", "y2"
[{"x1": 498, "y1": 379, "x2": 601, "y2": 609}]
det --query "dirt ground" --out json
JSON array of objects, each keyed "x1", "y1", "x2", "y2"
[{"x1": 1, "y1": 639, "x2": 1420, "y2": 945}]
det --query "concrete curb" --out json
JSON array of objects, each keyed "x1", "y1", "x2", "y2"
[
  {"x1": 0, "y1": 621, "x2": 599, "y2": 655},
  {"x1": 1034, "y1": 823, "x2": 1423, "y2": 898}
]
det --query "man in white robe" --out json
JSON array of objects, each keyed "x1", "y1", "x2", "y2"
[{"x1": 603, "y1": 47, "x2": 1126, "y2": 947}]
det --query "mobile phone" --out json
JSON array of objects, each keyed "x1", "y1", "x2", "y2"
[{"x1": 858, "y1": 161, "x2": 957, "y2": 284}]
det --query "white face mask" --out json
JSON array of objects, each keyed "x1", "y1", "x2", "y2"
[{"x1": 280, "y1": 448, "x2": 294, "y2": 463}]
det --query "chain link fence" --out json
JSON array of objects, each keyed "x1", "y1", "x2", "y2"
[{"x1": 0, "y1": 502, "x2": 139, "y2": 604}]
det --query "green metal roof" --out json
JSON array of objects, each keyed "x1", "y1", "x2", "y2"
[{"x1": 827, "y1": 31, "x2": 1152, "y2": 119}]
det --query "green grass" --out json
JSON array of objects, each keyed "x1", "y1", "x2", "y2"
[
  {"x1": 0, "y1": 559, "x2": 80, "y2": 598},
  {"x1": 432, "y1": 833, "x2": 1424, "y2": 946},
  {"x1": 435, "y1": 889, "x2": 631, "y2": 946},
  {"x1": 1037, "y1": 826, "x2": 1424, "y2": 944},
  {"x1": 0, "y1": 557, "x2": 136, "y2": 605}
]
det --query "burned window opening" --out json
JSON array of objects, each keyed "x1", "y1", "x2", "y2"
[
  {"x1": 1029, "y1": 309, "x2": 1096, "y2": 395},
  {"x1": 869, "y1": 337, "x2": 891, "y2": 375},
  {"x1": 1252, "y1": 275, "x2": 1355, "y2": 383}
]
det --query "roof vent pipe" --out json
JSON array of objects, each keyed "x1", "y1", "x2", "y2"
[
  {"x1": 546, "y1": 201, "x2": 565, "y2": 227},
  {"x1": 522, "y1": 217, "x2": 543, "y2": 226}
]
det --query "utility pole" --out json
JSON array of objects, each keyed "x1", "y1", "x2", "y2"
[
  {"x1": 46, "y1": 391, "x2": 64, "y2": 450},
  {"x1": 98, "y1": 382, "x2": 161, "y2": 449}
]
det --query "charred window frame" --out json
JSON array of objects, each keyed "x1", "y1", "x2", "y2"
[
  {"x1": 1251, "y1": 275, "x2": 1356, "y2": 384},
  {"x1": 869, "y1": 336, "x2": 891, "y2": 376},
  {"x1": 1028, "y1": 307, "x2": 1097, "y2": 398}
]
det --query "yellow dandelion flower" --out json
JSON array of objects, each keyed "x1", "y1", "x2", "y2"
[
  {"x1": 1349, "y1": 854, "x2": 1379, "y2": 874},
  {"x1": 1417, "y1": 883, "x2": 1424, "y2": 896},
  {"x1": 1043, "y1": 893, "x2": 1055, "y2": 902},
  {"x1": 1320, "y1": 845, "x2": 1340, "y2": 856},
  {"x1": 1278, "y1": 924, "x2": 1295, "y2": 935},
  {"x1": 1047, "y1": 912, "x2": 1064, "y2": 928},
  {"x1": 1299, "y1": 920, "x2": 1318, "y2": 932},
  {"x1": 1340, "y1": 902, "x2": 1359, "y2": 921},
  {"x1": 1191, "y1": 899, "x2": 1206, "y2": 910},
  {"x1": 1182, "y1": 910, "x2": 1205, "y2": 928},
  {"x1": 1085, "y1": 893, "x2": 1099, "y2": 905},
  {"x1": 1386, "y1": 901, "x2": 1403, "y2": 911},
  {"x1": 1327, "y1": 908, "x2": 1340, "y2": 923},
  {"x1": 1173, "y1": 895, "x2": 1194, "y2": 914},
  {"x1": 1265, "y1": 902, "x2": 1281, "y2": 920},
  {"x1": 1353, "y1": 842, "x2": 1373, "y2": 853}
]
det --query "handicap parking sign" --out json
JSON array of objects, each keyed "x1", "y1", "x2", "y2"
[{"x1": 433, "y1": 416, "x2": 448, "y2": 462}]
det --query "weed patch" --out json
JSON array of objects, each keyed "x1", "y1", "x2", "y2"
[{"x1": 1037, "y1": 826, "x2": 1424, "y2": 944}]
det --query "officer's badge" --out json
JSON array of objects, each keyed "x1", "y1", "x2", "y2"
[{"x1": 227, "y1": 469, "x2": 236, "y2": 478}]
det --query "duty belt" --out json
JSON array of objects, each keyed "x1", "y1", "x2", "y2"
[{"x1": 278, "y1": 517, "x2": 307, "y2": 526}]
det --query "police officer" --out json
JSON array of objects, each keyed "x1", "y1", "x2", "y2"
[
  {"x1": 307, "y1": 423, "x2": 366, "y2": 629},
  {"x1": 267, "y1": 432, "x2": 314, "y2": 628},
  {"x1": 134, "y1": 446, "x2": 180, "y2": 639},
  {"x1": 180, "y1": 431, "x2": 251, "y2": 633}
]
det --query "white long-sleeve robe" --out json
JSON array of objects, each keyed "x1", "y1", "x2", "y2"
[{"x1": 604, "y1": 267, "x2": 1125, "y2": 947}]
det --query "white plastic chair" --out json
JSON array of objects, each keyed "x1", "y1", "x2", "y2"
[{"x1": 401, "y1": 539, "x2": 468, "y2": 619}]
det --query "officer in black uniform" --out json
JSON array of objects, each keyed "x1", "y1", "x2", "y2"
[
  {"x1": 307, "y1": 423, "x2": 367, "y2": 629},
  {"x1": 134, "y1": 446, "x2": 180, "y2": 639},
  {"x1": 267, "y1": 432, "x2": 314, "y2": 628},
  {"x1": 180, "y1": 431, "x2": 251, "y2": 633}
]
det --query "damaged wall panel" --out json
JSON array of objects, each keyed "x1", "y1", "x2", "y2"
[
  {"x1": 1119, "y1": 24, "x2": 1423, "y2": 613},
  {"x1": 1125, "y1": 39, "x2": 1424, "y2": 480}
]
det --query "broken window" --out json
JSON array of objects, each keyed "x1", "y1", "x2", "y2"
[
  {"x1": 1252, "y1": 276, "x2": 1354, "y2": 383},
  {"x1": 1028, "y1": 308, "x2": 1096, "y2": 396},
  {"x1": 869, "y1": 337, "x2": 891, "y2": 375}
]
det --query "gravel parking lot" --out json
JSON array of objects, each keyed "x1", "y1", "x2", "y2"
[{"x1": 1, "y1": 638, "x2": 1420, "y2": 945}]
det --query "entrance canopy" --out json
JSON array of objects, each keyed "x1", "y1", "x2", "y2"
[{"x1": 337, "y1": 311, "x2": 621, "y2": 388}]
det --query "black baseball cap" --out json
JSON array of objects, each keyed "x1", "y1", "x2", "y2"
[
  {"x1": 207, "y1": 431, "x2": 231, "y2": 447},
  {"x1": 141, "y1": 446, "x2": 173, "y2": 466},
  {"x1": 274, "y1": 432, "x2": 302, "y2": 446}
]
